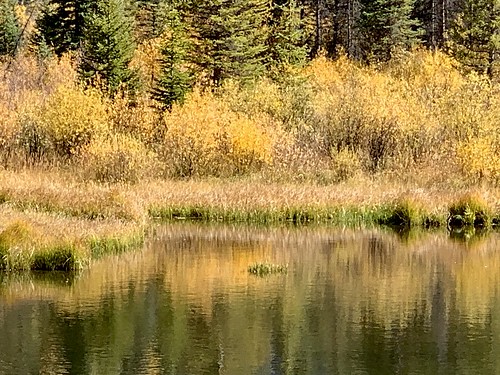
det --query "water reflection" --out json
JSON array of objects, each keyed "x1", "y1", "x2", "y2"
[{"x1": 0, "y1": 224, "x2": 499, "y2": 374}]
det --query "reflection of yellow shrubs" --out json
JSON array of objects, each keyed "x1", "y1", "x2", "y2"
[
  {"x1": 82, "y1": 134, "x2": 156, "y2": 183},
  {"x1": 40, "y1": 85, "x2": 109, "y2": 157},
  {"x1": 162, "y1": 90, "x2": 276, "y2": 177}
]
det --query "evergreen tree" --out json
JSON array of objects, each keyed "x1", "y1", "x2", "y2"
[
  {"x1": 152, "y1": 5, "x2": 193, "y2": 109},
  {"x1": 267, "y1": 0, "x2": 307, "y2": 69},
  {"x1": 33, "y1": 0, "x2": 93, "y2": 56},
  {"x1": 449, "y1": 0, "x2": 500, "y2": 77},
  {"x1": 188, "y1": 0, "x2": 269, "y2": 86},
  {"x1": 0, "y1": 0, "x2": 20, "y2": 57},
  {"x1": 78, "y1": 0, "x2": 137, "y2": 94},
  {"x1": 413, "y1": 0, "x2": 461, "y2": 49},
  {"x1": 358, "y1": 0, "x2": 422, "y2": 62},
  {"x1": 135, "y1": 0, "x2": 173, "y2": 42}
]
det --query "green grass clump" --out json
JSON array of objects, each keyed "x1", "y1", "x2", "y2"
[
  {"x1": 149, "y1": 204, "x2": 397, "y2": 227},
  {"x1": 378, "y1": 199, "x2": 445, "y2": 229},
  {"x1": 89, "y1": 232, "x2": 145, "y2": 260},
  {"x1": 31, "y1": 245, "x2": 81, "y2": 271},
  {"x1": 448, "y1": 194, "x2": 491, "y2": 228},
  {"x1": 379, "y1": 199, "x2": 424, "y2": 228},
  {"x1": 248, "y1": 262, "x2": 288, "y2": 276}
]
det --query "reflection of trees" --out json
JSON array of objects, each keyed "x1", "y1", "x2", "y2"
[{"x1": 0, "y1": 226, "x2": 499, "y2": 374}]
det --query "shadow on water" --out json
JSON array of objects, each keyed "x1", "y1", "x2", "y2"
[{"x1": 0, "y1": 223, "x2": 499, "y2": 374}]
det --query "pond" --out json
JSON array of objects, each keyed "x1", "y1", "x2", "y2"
[{"x1": 0, "y1": 224, "x2": 499, "y2": 374}]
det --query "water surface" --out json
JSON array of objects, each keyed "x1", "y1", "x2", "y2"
[{"x1": 0, "y1": 224, "x2": 499, "y2": 374}]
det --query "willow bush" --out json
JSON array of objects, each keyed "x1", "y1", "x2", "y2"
[
  {"x1": 0, "y1": 49, "x2": 498, "y2": 185},
  {"x1": 160, "y1": 90, "x2": 278, "y2": 177}
]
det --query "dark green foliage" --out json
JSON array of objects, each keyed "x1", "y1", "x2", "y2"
[
  {"x1": 267, "y1": 0, "x2": 307, "y2": 71},
  {"x1": 0, "y1": 0, "x2": 21, "y2": 57},
  {"x1": 448, "y1": 195, "x2": 491, "y2": 228},
  {"x1": 381, "y1": 200, "x2": 424, "y2": 227},
  {"x1": 135, "y1": 0, "x2": 172, "y2": 41},
  {"x1": 32, "y1": 0, "x2": 94, "y2": 56},
  {"x1": 188, "y1": 0, "x2": 269, "y2": 86},
  {"x1": 358, "y1": 0, "x2": 422, "y2": 62},
  {"x1": 152, "y1": 6, "x2": 192, "y2": 109},
  {"x1": 31, "y1": 246, "x2": 77, "y2": 271},
  {"x1": 79, "y1": 0, "x2": 137, "y2": 95},
  {"x1": 448, "y1": 0, "x2": 500, "y2": 77}
]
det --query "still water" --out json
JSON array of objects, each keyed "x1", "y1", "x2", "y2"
[{"x1": 0, "y1": 224, "x2": 499, "y2": 375}]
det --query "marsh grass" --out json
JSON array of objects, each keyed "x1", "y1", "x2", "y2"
[
  {"x1": 248, "y1": 262, "x2": 288, "y2": 276},
  {"x1": 448, "y1": 194, "x2": 492, "y2": 228},
  {"x1": 0, "y1": 207, "x2": 145, "y2": 271},
  {"x1": 0, "y1": 168, "x2": 498, "y2": 272}
]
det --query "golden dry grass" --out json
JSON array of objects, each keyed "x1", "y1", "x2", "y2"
[{"x1": 1, "y1": 167, "x2": 499, "y2": 226}]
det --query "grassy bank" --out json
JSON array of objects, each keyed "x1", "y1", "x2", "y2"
[
  {"x1": 0, "y1": 205, "x2": 145, "y2": 271},
  {"x1": 0, "y1": 168, "x2": 499, "y2": 271}
]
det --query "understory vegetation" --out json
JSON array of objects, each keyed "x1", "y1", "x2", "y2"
[{"x1": 1, "y1": 50, "x2": 499, "y2": 186}]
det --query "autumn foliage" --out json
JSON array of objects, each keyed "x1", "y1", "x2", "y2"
[{"x1": 0, "y1": 49, "x2": 498, "y2": 185}]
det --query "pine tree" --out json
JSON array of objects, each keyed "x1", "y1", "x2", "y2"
[
  {"x1": 413, "y1": 0, "x2": 461, "y2": 49},
  {"x1": 152, "y1": 6, "x2": 193, "y2": 110},
  {"x1": 358, "y1": 0, "x2": 422, "y2": 62},
  {"x1": 33, "y1": 0, "x2": 94, "y2": 56},
  {"x1": 134, "y1": 0, "x2": 173, "y2": 42},
  {"x1": 0, "y1": 0, "x2": 20, "y2": 57},
  {"x1": 78, "y1": 0, "x2": 137, "y2": 94},
  {"x1": 188, "y1": 0, "x2": 269, "y2": 86},
  {"x1": 449, "y1": 0, "x2": 500, "y2": 77},
  {"x1": 267, "y1": 0, "x2": 307, "y2": 69}
]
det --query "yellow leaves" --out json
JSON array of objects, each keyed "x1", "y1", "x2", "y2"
[
  {"x1": 40, "y1": 85, "x2": 109, "y2": 157},
  {"x1": 109, "y1": 93, "x2": 158, "y2": 144},
  {"x1": 130, "y1": 37, "x2": 163, "y2": 90},
  {"x1": 162, "y1": 89, "x2": 277, "y2": 176},
  {"x1": 456, "y1": 137, "x2": 500, "y2": 182},
  {"x1": 226, "y1": 115, "x2": 273, "y2": 165},
  {"x1": 82, "y1": 133, "x2": 156, "y2": 183}
]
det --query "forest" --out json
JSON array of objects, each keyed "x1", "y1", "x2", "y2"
[{"x1": 0, "y1": 0, "x2": 498, "y2": 183}]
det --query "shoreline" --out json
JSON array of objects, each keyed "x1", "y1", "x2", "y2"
[{"x1": 0, "y1": 169, "x2": 499, "y2": 271}]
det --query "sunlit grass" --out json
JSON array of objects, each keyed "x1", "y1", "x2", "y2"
[{"x1": 0, "y1": 206, "x2": 145, "y2": 271}]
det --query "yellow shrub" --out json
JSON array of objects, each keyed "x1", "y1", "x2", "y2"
[
  {"x1": 386, "y1": 49, "x2": 464, "y2": 102},
  {"x1": 162, "y1": 90, "x2": 276, "y2": 177},
  {"x1": 456, "y1": 137, "x2": 500, "y2": 183},
  {"x1": 40, "y1": 85, "x2": 109, "y2": 157},
  {"x1": 108, "y1": 93, "x2": 159, "y2": 145},
  {"x1": 130, "y1": 38, "x2": 162, "y2": 91},
  {"x1": 0, "y1": 102, "x2": 18, "y2": 162},
  {"x1": 81, "y1": 133, "x2": 157, "y2": 183},
  {"x1": 330, "y1": 148, "x2": 363, "y2": 181}
]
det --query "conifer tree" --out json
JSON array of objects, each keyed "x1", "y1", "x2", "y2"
[
  {"x1": 0, "y1": 0, "x2": 20, "y2": 57},
  {"x1": 188, "y1": 0, "x2": 269, "y2": 86},
  {"x1": 78, "y1": 0, "x2": 137, "y2": 94},
  {"x1": 358, "y1": 0, "x2": 422, "y2": 62},
  {"x1": 152, "y1": 5, "x2": 192, "y2": 110},
  {"x1": 449, "y1": 0, "x2": 500, "y2": 77},
  {"x1": 33, "y1": 0, "x2": 93, "y2": 56},
  {"x1": 134, "y1": 0, "x2": 173, "y2": 41},
  {"x1": 267, "y1": 0, "x2": 307, "y2": 69}
]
